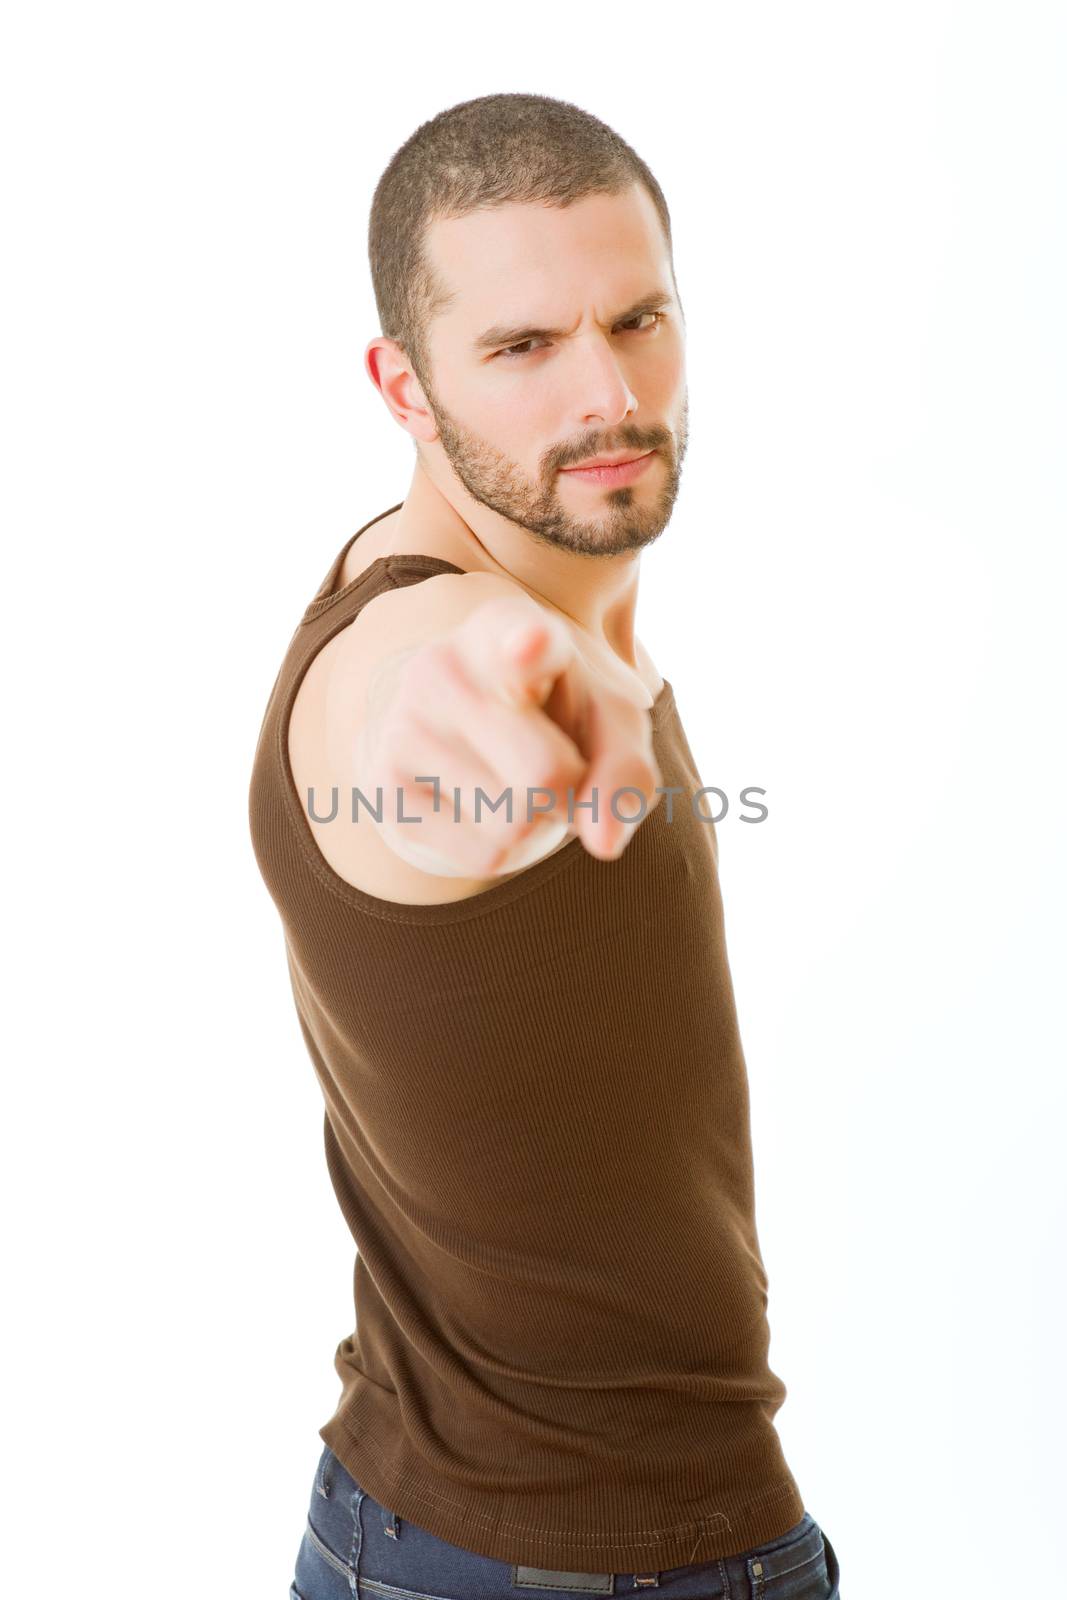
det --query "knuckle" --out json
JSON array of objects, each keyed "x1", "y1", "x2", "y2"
[{"x1": 403, "y1": 639, "x2": 452, "y2": 695}]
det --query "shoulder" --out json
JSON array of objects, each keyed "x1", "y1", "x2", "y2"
[
  {"x1": 291, "y1": 563, "x2": 526, "y2": 778},
  {"x1": 286, "y1": 566, "x2": 548, "y2": 907},
  {"x1": 351, "y1": 563, "x2": 525, "y2": 639}
]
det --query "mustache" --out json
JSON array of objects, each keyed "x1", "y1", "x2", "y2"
[{"x1": 551, "y1": 432, "x2": 674, "y2": 471}]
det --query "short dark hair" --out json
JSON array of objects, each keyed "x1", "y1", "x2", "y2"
[{"x1": 367, "y1": 92, "x2": 676, "y2": 396}]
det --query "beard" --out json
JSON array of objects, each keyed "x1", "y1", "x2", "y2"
[{"x1": 417, "y1": 376, "x2": 689, "y2": 559}]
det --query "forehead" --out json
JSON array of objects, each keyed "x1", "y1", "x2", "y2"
[{"x1": 425, "y1": 185, "x2": 671, "y2": 327}]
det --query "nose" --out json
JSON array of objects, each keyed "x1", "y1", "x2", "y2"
[{"x1": 572, "y1": 332, "x2": 639, "y2": 429}]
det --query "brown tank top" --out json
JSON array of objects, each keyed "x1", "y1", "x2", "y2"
[{"x1": 247, "y1": 505, "x2": 805, "y2": 1573}]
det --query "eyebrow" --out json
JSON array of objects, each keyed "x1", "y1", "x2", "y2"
[{"x1": 472, "y1": 287, "x2": 674, "y2": 354}]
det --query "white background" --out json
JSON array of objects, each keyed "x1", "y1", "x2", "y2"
[{"x1": 2, "y1": 3, "x2": 1063, "y2": 1595}]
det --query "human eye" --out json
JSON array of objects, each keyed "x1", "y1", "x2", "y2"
[
  {"x1": 617, "y1": 310, "x2": 666, "y2": 334},
  {"x1": 496, "y1": 338, "x2": 545, "y2": 361},
  {"x1": 494, "y1": 310, "x2": 666, "y2": 362}
]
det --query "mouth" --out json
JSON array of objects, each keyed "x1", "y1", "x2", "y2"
[{"x1": 558, "y1": 450, "x2": 657, "y2": 486}]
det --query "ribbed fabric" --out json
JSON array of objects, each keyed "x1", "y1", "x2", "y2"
[{"x1": 247, "y1": 507, "x2": 805, "y2": 1573}]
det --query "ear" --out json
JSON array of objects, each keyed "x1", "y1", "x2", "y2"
[{"x1": 364, "y1": 336, "x2": 439, "y2": 445}]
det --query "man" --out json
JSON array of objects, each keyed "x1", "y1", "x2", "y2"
[{"x1": 249, "y1": 91, "x2": 840, "y2": 1600}]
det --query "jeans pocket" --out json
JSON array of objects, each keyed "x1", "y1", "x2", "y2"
[
  {"x1": 820, "y1": 1526, "x2": 841, "y2": 1598},
  {"x1": 746, "y1": 1513, "x2": 831, "y2": 1597},
  {"x1": 292, "y1": 1444, "x2": 362, "y2": 1600}
]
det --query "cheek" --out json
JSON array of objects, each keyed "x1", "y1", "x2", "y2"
[
  {"x1": 473, "y1": 380, "x2": 561, "y2": 468},
  {"x1": 500, "y1": 377, "x2": 558, "y2": 430},
  {"x1": 650, "y1": 343, "x2": 686, "y2": 400}
]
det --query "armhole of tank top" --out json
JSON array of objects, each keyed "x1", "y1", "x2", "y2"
[{"x1": 279, "y1": 557, "x2": 677, "y2": 926}]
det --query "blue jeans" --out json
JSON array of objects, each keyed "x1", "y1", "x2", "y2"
[{"x1": 290, "y1": 1443, "x2": 842, "y2": 1598}]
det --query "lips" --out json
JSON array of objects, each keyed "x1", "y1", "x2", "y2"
[{"x1": 559, "y1": 450, "x2": 657, "y2": 486}]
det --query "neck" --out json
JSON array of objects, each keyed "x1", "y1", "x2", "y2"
[{"x1": 398, "y1": 457, "x2": 644, "y2": 668}]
